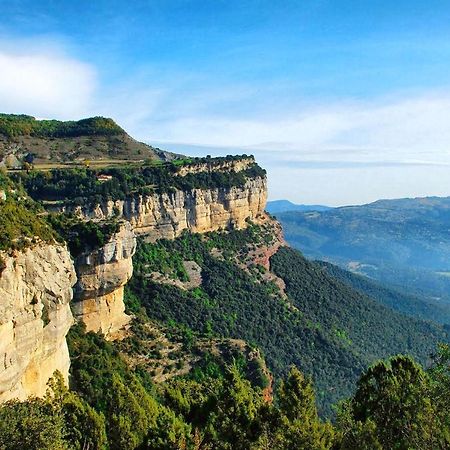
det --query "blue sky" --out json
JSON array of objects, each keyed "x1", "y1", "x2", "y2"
[{"x1": 2, "y1": 0, "x2": 450, "y2": 205}]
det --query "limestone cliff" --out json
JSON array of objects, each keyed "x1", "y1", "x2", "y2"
[
  {"x1": 72, "y1": 222, "x2": 136, "y2": 340},
  {"x1": 64, "y1": 176, "x2": 267, "y2": 241},
  {"x1": 0, "y1": 243, "x2": 76, "y2": 402},
  {"x1": 174, "y1": 157, "x2": 255, "y2": 177}
]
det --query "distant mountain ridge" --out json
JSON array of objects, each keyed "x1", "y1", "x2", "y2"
[
  {"x1": 267, "y1": 199, "x2": 331, "y2": 214},
  {"x1": 275, "y1": 195, "x2": 450, "y2": 320}
]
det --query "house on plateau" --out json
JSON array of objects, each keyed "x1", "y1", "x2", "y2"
[{"x1": 97, "y1": 174, "x2": 113, "y2": 182}]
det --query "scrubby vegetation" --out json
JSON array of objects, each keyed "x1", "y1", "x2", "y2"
[
  {"x1": 0, "y1": 114, "x2": 124, "y2": 138},
  {"x1": 48, "y1": 213, "x2": 121, "y2": 257},
  {"x1": 0, "y1": 172, "x2": 56, "y2": 251},
  {"x1": 127, "y1": 227, "x2": 448, "y2": 415},
  {"x1": 14, "y1": 162, "x2": 265, "y2": 205}
]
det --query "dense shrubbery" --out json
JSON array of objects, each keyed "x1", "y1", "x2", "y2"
[
  {"x1": 0, "y1": 198, "x2": 56, "y2": 251},
  {"x1": 63, "y1": 322, "x2": 337, "y2": 449},
  {"x1": 128, "y1": 229, "x2": 448, "y2": 416},
  {"x1": 5, "y1": 335, "x2": 450, "y2": 449},
  {"x1": 188, "y1": 154, "x2": 253, "y2": 164},
  {"x1": 317, "y1": 260, "x2": 450, "y2": 325},
  {"x1": 15, "y1": 163, "x2": 266, "y2": 205},
  {"x1": 270, "y1": 247, "x2": 447, "y2": 364},
  {"x1": 48, "y1": 213, "x2": 121, "y2": 257},
  {"x1": 0, "y1": 114, "x2": 124, "y2": 138},
  {"x1": 336, "y1": 349, "x2": 450, "y2": 449},
  {"x1": 0, "y1": 173, "x2": 56, "y2": 251}
]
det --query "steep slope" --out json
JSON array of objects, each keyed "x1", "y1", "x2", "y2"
[
  {"x1": 316, "y1": 260, "x2": 450, "y2": 325},
  {"x1": 1, "y1": 114, "x2": 447, "y2": 420},
  {"x1": 71, "y1": 221, "x2": 136, "y2": 340},
  {"x1": 0, "y1": 176, "x2": 76, "y2": 401},
  {"x1": 0, "y1": 243, "x2": 76, "y2": 402},
  {"x1": 0, "y1": 152, "x2": 269, "y2": 406},
  {"x1": 126, "y1": 220, "x2": 448, "y2": 415}
]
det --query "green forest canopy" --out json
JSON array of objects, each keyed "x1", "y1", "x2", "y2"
[{"x1": 0, "y1": 114, "x2": 125, "y2": 138}]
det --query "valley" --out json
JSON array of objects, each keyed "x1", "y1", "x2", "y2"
[{"x1": 1, "y1": 114, "x2": 449, "y2": 449}]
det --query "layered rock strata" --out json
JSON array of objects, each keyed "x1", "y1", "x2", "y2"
[
  {"x1": 60, "y1": 176, "x2": 267, "y2": 241},
  {"x1": 0, "y1": 244, "x2": 76, "y2": 402},
  {"x1": 72, "y1": 222, "x2": 136, "y2": 340}
]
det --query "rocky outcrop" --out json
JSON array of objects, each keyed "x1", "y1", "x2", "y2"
[
  {"x1": 250, "y1": 217, "x2": 286, "y2": 271},
  {"x1": 72, "y1": 222, "x2": 136, "y2": 340},
  {"x1": 60, "y1": 176, "x2": 267, "y2": 241},
  {"x1": 0, "y1": 244, "x2": 76, "y2": 402},
  {"x1": 175, "y1": 157, "x2": 254, "y2": 177}
]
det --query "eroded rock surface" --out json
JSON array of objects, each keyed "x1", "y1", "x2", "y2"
[
  {"x1": 0, "y1": 244, "x2": 76, "y2": 402},
  {"x1": 72, "y1": 222, "x2": 136, "y2": 339},
  {"x1": 61, "y1": 176, "x2": 267, "y2": 241}
]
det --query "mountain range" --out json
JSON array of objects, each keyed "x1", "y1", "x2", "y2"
[
  {"x1": 275, "y1": 196, "x2": 450, "y2": 322},
  {"x1": 266, "y1": 199, "x2": 331, "y2": 214}
]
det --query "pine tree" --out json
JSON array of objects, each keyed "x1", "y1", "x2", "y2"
[
  {"x1": 342, "y1": 355, "x2": 447, "y2": 449},
  {"x1": 272, "y1": 367, "x2": 334, "y2": 450}
]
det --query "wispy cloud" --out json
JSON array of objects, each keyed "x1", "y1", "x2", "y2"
[
  {"x1": 0, "y1": 38, "x2": 96, "y2": 119},
  {"x1": 2, "y1": 36, "x2": 450, "y2": 204},
  {"x1": 146, "y1": 92, "x2": 450, "y2": 162}
]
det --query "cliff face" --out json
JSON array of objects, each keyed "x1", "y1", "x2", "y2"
[
  {"x1": 72, "y1": 222, "x2": 136, "y2": 340},
  {"x1": 65, "y1": 176, "x2": 267, "y2": 241},
  {"x1": 0, "y1": 244, "x2": 76, "y2": 402},
  {"x1": 0, "y1": 156, "x2": 268, "y2": 402},
  {"x1": 174, "y1": 157, "x2": 254, "y2": 176}
]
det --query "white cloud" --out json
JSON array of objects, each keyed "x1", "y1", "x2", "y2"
[
  {"x1": 141, "y1": 92, "x2": 450, "y2": 205},
  {"x1": 0, "y1": 42, "x2": 96, "y2": 119},
  {"x1": 1, "y1": 36, "x2": 450, "y2": 204},
  {"x1": 147, "y1": 92, "x2": 450, "y2": 165}
]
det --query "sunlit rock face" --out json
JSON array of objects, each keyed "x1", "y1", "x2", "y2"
[
  {"x1": 72, "y1": 221, "x2": 136, "y2": 340},
  {"x1": 0, "y1": 244, "x2": 76, "y2": 402},
  {"x1": 63, "y1": 176, "x2": 268, "y2": 241}
]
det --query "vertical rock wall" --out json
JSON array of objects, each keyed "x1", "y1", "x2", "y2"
[
  {"x1": 59, "y1": 176, "x2": 268, "y2": 241},
  {"x1": 0, "y1": 244, "x2": 76, "y2": 402},
  {"x1": 72, "y1": 222, "x2": 136, "y2": 340}
]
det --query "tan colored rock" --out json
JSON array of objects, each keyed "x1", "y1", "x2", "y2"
[
  {"x1": 175, "y1": 157, "x2": 254, "y2": 177},
  {"x1": 60, "y1": 176, "x2": 267, "y2": 242},
  {"x1": 0, "y1": 244, "x2": 76, "y2": 402},
  {"x1": 73, "y1": 222, "x2": 136, "y2": 339},
  {"x1": 72, "y1": 286, "x2": 130, "y2": 341}
]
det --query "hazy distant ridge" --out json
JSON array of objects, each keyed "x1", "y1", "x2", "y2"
[{"x1": 267, "y1": 199, "x2": 331, "y2": 214}]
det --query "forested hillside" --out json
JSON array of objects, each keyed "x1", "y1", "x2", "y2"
[
  {"x1": 276, "y1": 196, "x2": 450, "y2": 319},
  {"x1": 316, "y1": 260, "x2": 450, "y2": 325},
  {"x1": 127, "y1": 223, "x2": 448, "y2": 415},
  {"x1": 1, "y1": 115, "x2": 450, "y2": 449}
]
